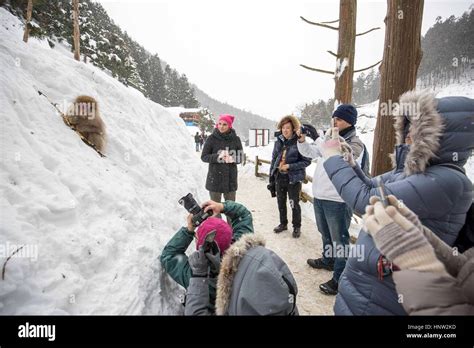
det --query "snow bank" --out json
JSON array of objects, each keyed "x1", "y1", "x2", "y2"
[{"x1": 0, "y1": 8, "x2": 208, "y2": 314}]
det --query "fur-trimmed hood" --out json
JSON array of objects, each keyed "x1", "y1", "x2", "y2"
[
  {"x1": 215, "y1": 234, "x2": 298, "y2": 315},
  {"x1": 392, "y1": 90, "x2": 474, "y2": 175},
  {"x1": 277, "y1": 115, "x2": 301, "y2": 131}
]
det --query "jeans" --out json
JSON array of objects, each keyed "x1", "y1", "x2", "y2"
[
  {"x1": 209, "y1": 191, "x2": 236, "y2": 223},
  {"x1": 313, "y1": 198, "x2": 352, "y2": 282},
  {"x1": 195, "y1": 143, "x2": 200, "y2": 152},
  {"x1": 276, "y1": 173, "x2": 302, "y2": 228}
]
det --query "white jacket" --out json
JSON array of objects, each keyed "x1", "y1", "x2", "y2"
[
  {"x1": 297, "y1": 138, "x2": 344, "y2": 202},
  {"x1": 297, "y1": 135, "x2": 364, "y2": 202}
]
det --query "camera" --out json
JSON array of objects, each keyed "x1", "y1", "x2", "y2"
[
  {"x1": 274, "y1": 123, "x2": 319, "y2": 141},
  {"x1": 178, "y1": 193, "x2": 212, "y2": 227},
  {"x1": 300, "y1": 123, "x2": 319, "y2": 141}
]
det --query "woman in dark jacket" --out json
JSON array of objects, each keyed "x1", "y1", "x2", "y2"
[
  {"x1": 270, "y1": 115, "x2": 311, "y2": 238},
  {"x1": 320, "y1": 91, "x2": 474, "y2": 315},
  {"x1": 201, "y1": 114, "x2": 243, "y2": 208}
]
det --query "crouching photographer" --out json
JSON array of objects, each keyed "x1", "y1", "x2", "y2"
[{"x1": 160, "y1": 194, "x2": 254, "y2": 314}]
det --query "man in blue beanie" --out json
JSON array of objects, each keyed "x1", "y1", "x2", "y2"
[{"x1": 296, "y1": 103, "x2": 369, "y2": 295}]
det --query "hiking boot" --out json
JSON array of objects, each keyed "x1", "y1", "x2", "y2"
[
  {"x1": 273, "y1": 224, "x2": 288, "y2": 233},
  {"x1": 307, "y1": 258, "x2": 334, "y2": 271},
  {"x1": 319, "y1": 279, "x2": 338, "y2": 295},
  {"x1": 292, "y1": 227, "x2": 301, "y2": 238}
]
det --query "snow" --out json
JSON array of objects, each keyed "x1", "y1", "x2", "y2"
[
  {"x1": 335, "y1": 57, "x2": 349, "y2": 80},
  {"x1": 0, "y1": 5, "x2": 472, "y2": 316},
  {"x1": 0, "y1": 8, "x2": 208, "y2": 315}
]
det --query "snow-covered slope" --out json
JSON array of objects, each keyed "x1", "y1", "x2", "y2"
[{"x1": 0, "y1": 8, "x2": 208, "y2": 314}]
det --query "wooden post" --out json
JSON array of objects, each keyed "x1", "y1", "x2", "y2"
[
  {"x1": 22, "y1": 0, "x2": 33, "y2": 43},
  {"x1": 72, "y1": 0, "x2": 81, "y2": 61},
  {"x1": 334, "y1": 0, "x2": 357, "y2": 104},
  {"x1": 255, "y1": 156, "x2": 259, "y2": 177},
  {"x1": 371, "y1": 0, "x2": 424, "y2": 176}
]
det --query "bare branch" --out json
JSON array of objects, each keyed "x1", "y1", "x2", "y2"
[
  {"x1": 354, "y1": 60, "x2": 382, "y2": 73},
  {"x1": 300, "y1": 16, "x2": 339, "y2": 31},
  {"x1": 327, "y1": 50, "x2": 338, "y2": 58},
  {"x1": 356, "y1": 27, "x2": 381, "y2": 36},
  {"x1": 2, "y1": 245, "x2": 25, "y2": 280},
  {"x1": 300, "y1": 64, "x2": 334, "y2": 75},
  {"x1": 321, "y1": 19, "x2": 339, "y2": 24}
]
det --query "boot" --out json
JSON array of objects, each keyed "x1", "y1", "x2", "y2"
[
  {"x1": 319, "y1": 279, "x2": 338, "y2": 295},
  {"x1": 292, "y1": 227, "x2": 301, "y2": 238},
  {"x1": 307, "y1": 258, "x2": 334, "y2": 271},
  {"x1": 273, "y1": 224, "x2": 288, "y2": 233}
]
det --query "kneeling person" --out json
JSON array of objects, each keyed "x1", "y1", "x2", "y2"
[{"x1": 160, "y1": 200, "x2": 253, "y2": 313}]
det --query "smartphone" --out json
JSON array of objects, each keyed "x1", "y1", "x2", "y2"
[
  {"x1": 203, "y1": 230, "x2": 217, "y2": 253},
  {"x1": 376, "y1": 177, "x2": 388, "y2": 207}
]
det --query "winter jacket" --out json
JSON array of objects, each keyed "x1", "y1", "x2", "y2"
[
  {"x1": 270, "y1": 134, "x2": 311, "y2": 184},
  {"x1": 393, "y1": 226, "x2": 474, "y2": 315},
  {"x1": 160, "y1": 201, "x2": 254, "y2": 312},
  {"x1": 201, "y1": 128, "x2": 243, "y2": 193},
  {"x1": 323, "y1": 92, "x2": 474, "y2": 315},
  {"x1": 185, "y1": 234, "x2": 299, "y2": 315},
  {"x1": 297, "y1": 126, "x2": 364, "y2": 202}
]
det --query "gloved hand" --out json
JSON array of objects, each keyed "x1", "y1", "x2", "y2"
[
  {"x1": 363, "y1": 195, "x2": 446, "y2": 274},
  {"x1": 188, "y1": 247, "x2": 208, "y2": 277},
  {"x1": 321, "y1": 127, "x2": 343, "y2": 159},
  {"x1": 365, "y1": 195, "x2": 423, "y2": 232}
]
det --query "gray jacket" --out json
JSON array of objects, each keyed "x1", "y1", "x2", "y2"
[
  {"x1": 394, "y1": 227, "x2": 474, "y2": 315},
  {"x1": 185, "y1": 234, "x2": 299, "y2": 315},
  {"x1": 323, "y1": 92, "x2": 474, "y2": 315}
]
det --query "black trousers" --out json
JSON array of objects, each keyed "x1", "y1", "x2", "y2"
[{"x1": 276, "y1": 173, "x2": 302, "y2": 228}]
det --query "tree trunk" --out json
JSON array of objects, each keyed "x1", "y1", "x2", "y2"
[
  {"x1": 334, "y1": 0, "x2": 356, "y2": 104},
  {"x1": 22, "y1": 0, "x2": 33, "y2": 43},
  {"x1": 73, "y1": 0, "x2": 81, "y2": 61},
  {"x1": 371, "y1": 0, "x2": 424, "y2": 176}
]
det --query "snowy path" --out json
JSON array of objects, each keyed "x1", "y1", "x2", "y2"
[{"x1": 236, "y1": 168, "x2": 335, "y2": 315}]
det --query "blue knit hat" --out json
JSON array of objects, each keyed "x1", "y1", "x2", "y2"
[{"x1": 332, "y1": 104, "x2": 358, "y2": 126}]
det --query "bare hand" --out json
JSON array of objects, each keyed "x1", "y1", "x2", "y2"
[
  {"x1": 202, "y1": 200, "x2": 224, "y2": 216},
  {"x1": 296, "y1": 129, "x2": 305, "y2": 143},
  {"x1": 187, "y1": 213, "x2": 195, "y2": 232},
  {"x1": 224, "y1": 155, "x2": 235, "y2": 163},
  {"x1": 279, "y1": 163, "x2": 289, "y2": 171}
]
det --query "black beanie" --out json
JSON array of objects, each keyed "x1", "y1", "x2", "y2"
[{"x1": 332, "y1": 104, "x2": 358, "y2": 126}]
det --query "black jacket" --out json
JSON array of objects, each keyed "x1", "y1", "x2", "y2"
[
  {"x1": 270, "y1": 134, "x2": 311, "y2": 184},
  {"x1": 201, "y1": 128, "x2": 243, "y2": 193}
]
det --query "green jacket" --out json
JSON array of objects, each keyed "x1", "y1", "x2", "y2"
[{"x1": 160, "y1": 201, "x2": 254, "y2": 310}]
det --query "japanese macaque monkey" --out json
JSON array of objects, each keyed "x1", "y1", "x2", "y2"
[{"x1": 63, "y1": 95, "x2": 107, "y2": 152}]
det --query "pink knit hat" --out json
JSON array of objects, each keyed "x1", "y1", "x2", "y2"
[
  {"x1": 196, "y1": 217, "x2": 233, "y2": 254},
  {"x1": 216, "y1": 114, "x2": 235, "y2": 129}
]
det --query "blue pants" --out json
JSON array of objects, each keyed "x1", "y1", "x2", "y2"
[{"x1": 313, "y1": 198, "x2": 352, "y2": 282}]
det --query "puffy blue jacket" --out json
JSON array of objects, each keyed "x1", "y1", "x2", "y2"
[
  {"x1": 270, "y1": 134, "x2": 311, "y2": 184},
  {"x1": 323, "y1": 93, "x2": 474, "y2": 315}
]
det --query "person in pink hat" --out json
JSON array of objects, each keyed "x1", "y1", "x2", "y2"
[
  {"x1": 201, "y1": 114, "x2": 243, "y2": 222},
  {"x1": 160, "y1": 200, "x2": 254, "y2": 314}
]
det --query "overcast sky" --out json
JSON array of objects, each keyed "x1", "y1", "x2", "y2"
[{"x1": 97, "y1": 0, "x2": 472, "y2": 120}]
